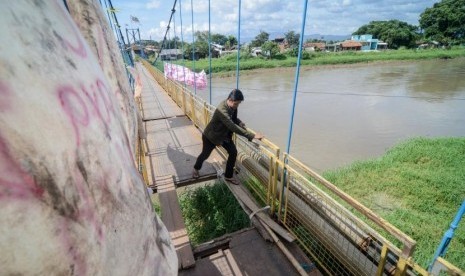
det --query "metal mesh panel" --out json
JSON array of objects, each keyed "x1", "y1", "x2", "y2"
[
  {"x1": 284, "y1": 154, "x2": 414, "y2": 252},
  {"x1": 283, "y1": 165, "x2": 381, "y2": 275}
]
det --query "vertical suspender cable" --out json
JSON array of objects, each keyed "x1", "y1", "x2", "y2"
[
  {"x1": 137, "y1": 28, "x2": 144, "y2": 59},
  {"x1": 102, "y1": 1, "x2": 122, "y2": 55},
  {"x1": 173, "y1": 8, "x2": 178, "y2": 80},
  {"x1": 154, "y1": 0, "x2": 178, "y2": 64},
  {"x1": 102, "y1": 1, "x2": 117, "y2": 43},
  {"x1": 286, "y1": 0, "x2": 309, "y2": 154},
  {"x1": 191, "y1": 0, "x2": 197, "y2": 94},
  {"x1": 102, "y1": 0, "x2": 133, "y2": 87},
  {"x1": 168, "y1": 28, "x2": 172, "y2": 68},
  {"x1": 235, "y1": 0, "x2": 242, "y2": 89},
  {"x1": 107, "y1": 0, "x2": 133, "y2": 66},
  {"x1": 179, "y1": 0, "x2": 187, "y2": 87},
  {"x1": 208, "y1": 0, "x2": 212, "y2": 104}
]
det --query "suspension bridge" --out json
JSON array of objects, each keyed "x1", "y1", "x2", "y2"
[
  {"x1": 135, "y1": 53, "x2": 465, "y2": 274},
  {"x1": 118, "y1": 0, "x2": 464, "y2": 274},
  {"x1": 2, "y1": 1, "x2": 462, "y2": 275}
]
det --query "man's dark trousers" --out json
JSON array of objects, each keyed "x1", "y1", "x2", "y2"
[{"x1": 194, "y1": 134, "x2": 237, "y2": 178}]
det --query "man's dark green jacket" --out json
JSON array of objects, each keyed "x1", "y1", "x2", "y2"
[{"x1": 204, "y1": 100, "x2": 255, "y2": 145}]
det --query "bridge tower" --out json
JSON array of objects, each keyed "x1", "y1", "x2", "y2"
[{"x1": 126, "y1": 28, "x2": 145, "y2": 59}]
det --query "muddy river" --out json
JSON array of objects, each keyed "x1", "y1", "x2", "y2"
[{"x1": 194, "y1": 58, "x2": 465, "y2": 172}]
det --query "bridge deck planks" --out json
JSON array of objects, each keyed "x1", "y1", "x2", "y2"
[
  {"x1": 139, "y1": 64, "x2": 184, "y2": 120},
  {"x1": 137, "y1": 63, "x2": 223, "y2": 186},
  {"x1": 144, "y1": 117, "x2": 223, "y2": 186},
  {"x1": 157, "y1": 175, "x2": 195, "y2": 269}
]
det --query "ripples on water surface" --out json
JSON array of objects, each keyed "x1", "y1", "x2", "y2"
[{"x1": 195, "y1": 58, "x2": 465, "y2": 172}]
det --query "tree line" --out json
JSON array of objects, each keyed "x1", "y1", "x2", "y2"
[
  {"x1": 144, "y1": 0, "x2": 463, "y2": 58},
  {"x1": 354, "y1": 0, "x2": 464, "y2": 49}
]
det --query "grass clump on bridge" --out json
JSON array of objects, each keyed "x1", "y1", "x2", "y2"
[
  {"x1": 323, "y1": 137, "x2": 465, "y2": 269},
  {"x1": 179, "y1": 182, "x2": 250, "y2": 245}
]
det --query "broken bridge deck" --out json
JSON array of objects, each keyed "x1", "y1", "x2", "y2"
[{"x1": 136, "y1": 63, "x2": 319, "y2": 275}]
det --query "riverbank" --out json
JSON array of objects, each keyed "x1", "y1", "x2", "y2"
[
  {"x1": 322, "y1": 137, "x2": 465, "y2": 270},
  {"x1": 153, "y1": 47, "x2": 465, "y2": 77}
]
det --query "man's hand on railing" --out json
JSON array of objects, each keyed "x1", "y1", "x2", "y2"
[{"x1": 254, "y1": 133, "x2": 265, "y2": 141}]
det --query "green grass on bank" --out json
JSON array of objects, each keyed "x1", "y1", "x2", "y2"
[
  {"x1": 178, "y1": 182, "x2": 250, "y2": 245},
  {"x1": 152, "y1": 47, "x2": 465, "y2": 75},
  {"x1": 323, "y1": 137, "x2": 465, "y2": 269}
]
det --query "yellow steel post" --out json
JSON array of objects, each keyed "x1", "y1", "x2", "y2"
[
  {"x1": 277, "y1": 160, "x2": 283, "y2": 222},
  {"x1": 272, "y1": 158, "x2": 279, "y2": 214},
  {"x1": 277, "y1": 158, "x2": 286, "y2": 222},
  {"x1": 283, "y1": 166, "x2": 290, "y2": 225},
  {"x1": 376, "y1": 244, "x2": 389, "y2": 276},
  {"x1": 190, "y1": 95, "x2": 196, "y2": 126},
  {"x1": 170, "y1": 80, "x2": 176, "y2": 99},
  {"x1": 394, "y1": 258, "x2": 408, "y2": 276},
  {"x1": 182, "y1": 88, "x2": 187, "y2": 114},
  {"x1": 267, "y1": 156, "x2": 273, "y2": 208},
  {"x1": 140, "y1": 139, "x2": 149, "y2": 185},
  {"x1": 177, "y1": 85, "x2": 181, "y2": 106},
  {"x1": 173, "y1": 83, "x2": 178, "y2": 105},
  {"x1": 203, "y1": 102, "x2": 208, "y2": 128}
]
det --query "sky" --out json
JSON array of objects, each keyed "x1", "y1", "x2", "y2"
[{"x1": 109, "y1": 0, "x2": 438, "y2": 42}]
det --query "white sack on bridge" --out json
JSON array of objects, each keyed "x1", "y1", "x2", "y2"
[{"x1": 0, "y1": 1, "x2": 177, "y2": 275}]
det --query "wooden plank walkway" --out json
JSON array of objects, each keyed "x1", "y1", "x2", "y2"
[
  {"x1": 139, "y1": 65, "x2": 184, "y2": 120},
  {"x1": 137, "y1": 63, "x2": 320, "y2": 275},
  {"x1": 137, "y1": 63, "x2": 227, "y2": 270},
  {"x1": 138, "y1": 64, "x2": 223, "y2": 187},
  {"x1": 157, "y1": 175, "x2": 195, "y2": 269}
]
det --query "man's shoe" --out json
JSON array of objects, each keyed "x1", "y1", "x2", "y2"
[
  {"x1": 224, "y1": 177, "x2": 240, "y2": 185},
  {"x1": 192, "y1": 169, "x2": 200, "y2": 179}
]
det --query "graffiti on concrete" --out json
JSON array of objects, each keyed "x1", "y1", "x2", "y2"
[{"x1": 0, "y1": 1, "x2": 177, "y2": 275}]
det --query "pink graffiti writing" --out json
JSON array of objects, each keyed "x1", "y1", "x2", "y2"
[
  {"x1": 52, "y1": 0, "x2": 87, "y2": 58},
  {"x1": 59, "y1": 86, "x2": 90, "y2": 146},
  {"x1": 58, "y1": 79, "x2": 114, "y2": 145},
  {"x1": 0, "y1": 137, "x2": 44, "y2": 200}
]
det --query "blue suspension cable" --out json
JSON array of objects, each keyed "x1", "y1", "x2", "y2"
[
  {"x1": 173, "y1": 9, "x2": 177, "y2": 49},
  {"x1": 173, "y1": 8, "x2": 178, "y2": 80},
  {"x1": 102, "y1": 1, "x2": 117, "y2": 42},
  {"x1": 106, "y1": 0, "x2": 133, "y2": 66},
  {"x1": 235, "y1": 0, "x2": 241, "y2": 89},
  {"x1": 168, "y1": 28, "x2": 171, "y2": 54},
  {"x1": 286, "y1": 0, "x2": 309, "y2": 154},
  {"x1": 102, "y1": 0, "x2": 133, "y2": 88},
  {"x1": 179, "y1": 0, "x2": 187, "y2": 86},
  {"x1": 102, "y1": 1, "x2": 121, "y2": 53},
  {"x1": 208, "y1": 0, "x2": 212, "y2": 104},
  {"x1": 191, "y1": 0, "x2": 197, "y2": 94},
  {"x1": 429, "y1": 200, "x2": 465, "y2": 271},
  {"x1": 137, "y1": 28, "x2": 144, "y2": 59},
  {"x1": 154, "y1": 0, "x2": 178, "y2": 64}
]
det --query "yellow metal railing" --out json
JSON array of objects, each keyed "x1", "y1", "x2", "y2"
[
  {"x1": 135, "y1": 97, "x2": 150, "y2": 187},
  {"x1": 141, "y1": 60, "x2": 463, "y2": 276}
]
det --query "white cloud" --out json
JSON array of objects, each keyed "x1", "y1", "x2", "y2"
[
  {"x1": 146, "y1": 0, "x2": 161, "y2": 9},
  {"x1": 113, "y1": 0, "x2": 438, "y2": 40},
  {"x1": 342, "y1": 0, "x2": 351, "y2": 6}
]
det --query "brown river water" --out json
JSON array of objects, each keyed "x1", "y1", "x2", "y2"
[{"x1": 194, "y1": 58, "x2": 465, "y2": 172}]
